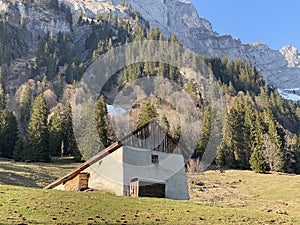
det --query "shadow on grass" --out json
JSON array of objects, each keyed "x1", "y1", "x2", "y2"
[
  {"x1": 0, "y1": 171, "x2": 39, "y2": 188},
  {"x1": 0, "y1": 163, "x2": 38, "y2": 173}
]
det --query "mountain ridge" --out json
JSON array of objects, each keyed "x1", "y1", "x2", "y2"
[
  {"x1": 1, "y1": 0, "x2": 300, "y2": 100},
  {"x1": 59, "y1": 0, "x2": 300, "y2": 99}
]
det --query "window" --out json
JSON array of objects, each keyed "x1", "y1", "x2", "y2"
[{"x1": 151, "y1": 154, "x2": 159, "y2": 164}]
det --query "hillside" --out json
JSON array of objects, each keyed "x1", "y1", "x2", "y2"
[
  {"x1": 0, "y1": 162, "x2": 299, "y2": 224},
  {"x1": 60, "y1": 0, "x2": 300, "y2": 98},
  {"x1": 0, "y1": 0, "x2": 299, "y2": 174}
]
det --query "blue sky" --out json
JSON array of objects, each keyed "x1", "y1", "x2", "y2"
[{"x1": 190, "y1": 0, "x2": 300, "y2": 50}]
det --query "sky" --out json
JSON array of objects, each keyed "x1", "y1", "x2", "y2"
[{"x1": 190, "y1": 0, "x2": 300, "y2": 50}]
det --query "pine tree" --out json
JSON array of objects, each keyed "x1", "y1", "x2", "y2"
[
  {"x1": 249, "y1": 115, "x2": 267, "y2": 173},
  {"x1": 62, "y1": 102, "x2": 81, "y2": 161},
  {"x1": 173, "y1": 123, "x2": 181, "y2": 143},
  {"x1": 95, "y1": 95, "x2": 113, "y2": 148},
  {"x1": 195, "y1": 106, "x2": 211, "y2": 158},
  {"x1": 292, "y1": 134, "x2": 300, "y2": 174},
  {"x1": 49, "y1": 106, "x2": 63, "y2": 156},
  {"x1": 12, "y1": 137, "x2": 24, "y2": 161},
  {"x1": 137, "y1": 102, "x2": 158, "y2": 127},
  {"x1": 216, "y1": 146, "x2": 226, "y2": 168},
  {"x1": 160, "y1": 114, "x2": 170, "y2": 133},
  {"x1": 226, "y1": 102, "x2": 246, "y2": 167},
  {"x1": 0, "y1": 89, "x2": 5, "y2": 111},
  {"x1": 158, "y1": 62, "x2": 166, "y2": 78},
  {"x1": 25, "y1": 94, "x2": 50, "y2": 162},
  {"x1": 0, "y1": 110, "x2": 18, "y2": 158},
  {"x1": 20, "y1": 83, "x2": 32, "y2": 134},
  {"x1": 250, "y1": 146, "x2": 267, "y2": 173}
]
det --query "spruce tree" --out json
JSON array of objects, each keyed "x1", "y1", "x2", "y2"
[
  {"x1": 49, "y1": 106, "x2": 63, "y2": 156},
  {"x1": 25, "y1": 94, "x2": 50, "y2": 162},
  {"x1": 216, "y1": 146, "x2": 226, "y2": 168},
  {"x1": 137, "y1": 102, "x2": 158, "y2": 127},
  {"x1": 0, "y1": 110, "x2": 18, "y2": 158},
  {"x1": 95, "y1": 95, "x2": 111, "y2": 148},
  {"x1": 292, "y1": 134, "x2": 300, "y2": 173},
  {"x1": 0, "y1": 89, "x2": 5, "y2": 111},
  {"x1": 62, "y1": 102, "x2": 81, "y2": 161},
  {"x1": 12, "y1": 137, "x2": 24, "y2": 161},
  {"x1": 160, "y1": 114, "x2": 170, "y2": 133},
  {"x1": 20, "y1": 83, "x2": 32, "y2": 134},
  {"x1": 250, "y1": 146, "x2": 267, "y2": 173},
  {"x1": 173, "y1": 123, "x2": 181, "y2": 144},
  {"x1": 249, "y1": 115, "x2": 267, "y2": 173},
  {"x1": 226, "y1": 102, "x2": 246, "y2": 167},
  {"x1": 195, "y1": 106, "x2": 211, "y2": 159}
]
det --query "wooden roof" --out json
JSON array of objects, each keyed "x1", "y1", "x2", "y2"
[{"x1": 44, "y1": 120, "x2": 187, "y2": 190}]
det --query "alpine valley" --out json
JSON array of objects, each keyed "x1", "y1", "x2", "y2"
[{"x1": 0, "y1": 0, "x2": 300, "y2": 174}]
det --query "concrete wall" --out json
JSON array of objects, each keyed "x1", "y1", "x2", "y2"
[
  {"x1": 83, "y1": 148, "x2": 124, "y2": 196},
  {"x1": 122, "y1": 146, "x2": 189, "y2": 200},
  {"x1": 54, "y1": 146, "x2": 189, "y2": 200}
]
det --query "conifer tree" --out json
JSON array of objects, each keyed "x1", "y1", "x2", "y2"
[
  {"x1": 195, "y1": 106, "x2": 211, "y2": 158},
  {"x1": 62, "y1": 102, "x2": 81, "y2": 161},
  {"x1": 12, "y1": 137, "x2": 24, "y2": 161},
  {"x1": 160, "y1": 114, "x2": 170, "y2": 133},
  {"x1": 173, "y1": 123, "x2": 181, "y2": 144},
  {"x1": 0, "y1": 89, "x2": 5, "y2": 111},
  {"x1": 49, "y1": 106, "x2": 63, "y2": 156},
  {"x1": 216, "y1": 146, "x2": 226, "y2": 168},
  {"x1": 226, "y1": 102, "x2": 247, "y2": 167},
  {"x1": 137, "y1": 102, "x2": 158, "y2": 127},
  {"x1": 249, "y1": 115, "x2": 267, "y2": 173},
  {"x1": 0, "y1": 110, "x2": 18, "y2": 158},
  {"x1": 20, "y1": 83, "x2": 32, "y2": 134},
  {"x1": 292, "y1": 134, "x2": 300, "y2": 173},
  {"x1": 25, "y1": 94, "x2": 50, "y2": 162},
  {"x1": 95, "y1": 95, "x2": 112, "y2": 148}
]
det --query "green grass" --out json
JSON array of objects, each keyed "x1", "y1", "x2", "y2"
[
  {"x1": 0, "y1": 157, "x2": 80, "y2": 188},
  {"x1": 0, "y1": 185, "x2": 297, "y2": 225},
  {"x1": 0, "y1": 160, "x2": 299, "y2": 224}
]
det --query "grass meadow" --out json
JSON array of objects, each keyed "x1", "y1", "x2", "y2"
[{"x1": 0, "y1": 159, "x2": 299, "y2": 224}]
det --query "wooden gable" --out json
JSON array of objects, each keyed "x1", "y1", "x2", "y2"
[{"x1": 120, "y1": 120, "x2": 189, "y2": 161}]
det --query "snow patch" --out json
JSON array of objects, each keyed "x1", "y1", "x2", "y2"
[
  {"x1": 107, "y1": 105, "x2": 127, "y2": 116},
  {"x1": 278, "y1": 89, "x2": 300, "y2": 102}
]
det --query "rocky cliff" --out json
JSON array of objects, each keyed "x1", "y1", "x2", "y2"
[
  {"x1": 61, "y1": 0, "x2": 300, "y2": 99},
  {"x1": 1, "y1": 0, "x2": 300, "y2": 100}
]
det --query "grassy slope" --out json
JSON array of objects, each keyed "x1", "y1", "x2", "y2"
[
  {"x1": 0, "y1": 158, "x2": 80, "y2": 188},
  {"x1": 0, "y1": 160, "x2": 299, "y2": 224}
]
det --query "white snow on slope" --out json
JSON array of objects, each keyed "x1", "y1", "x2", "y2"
[
  {"x1": 278, "y1": 89, "x2": 300, "y2": 102},
  {"x1": 107, "y1": 105, "x2": 127, "y2": 116}
]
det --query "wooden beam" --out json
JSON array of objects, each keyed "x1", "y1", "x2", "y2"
[{"x1": 44, "y1": 142, "x2": 122, "y2": 190}]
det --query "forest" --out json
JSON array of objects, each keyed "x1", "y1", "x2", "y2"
[{"x1": 0, "y1": 0, "x2": 300, "y2": 174}]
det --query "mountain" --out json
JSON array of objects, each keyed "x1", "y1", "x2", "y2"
[
  {"x1": 60, "y1": 0, "x2": 300, "y2": 100},
  {"x1": 118, "y1": 0, "x2": 300, "y2": 99},
  {"x1": 1, "y1": 0, "x2": 299, "y2": 100},
  {"x1": 1, "y1": 0, "x2": 300, "y2": 173}
]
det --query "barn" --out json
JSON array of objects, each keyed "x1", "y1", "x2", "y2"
[{"x1": 44, "y1": 120, "x2": 190, "y2": 200}]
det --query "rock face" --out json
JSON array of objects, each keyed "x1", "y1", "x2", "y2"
[
  {"x1": 280, "y1": 45, "x2": 300, "y2": 68},
  {"x1": 60, "y1": 0, "x2": 300, "y2": 97},
  {"x1": 123, "y1": 0, "x2": 300, "y2": 91},
  {"x1": 1, "y1": 0, "x2": 300, "y2": 99}
]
